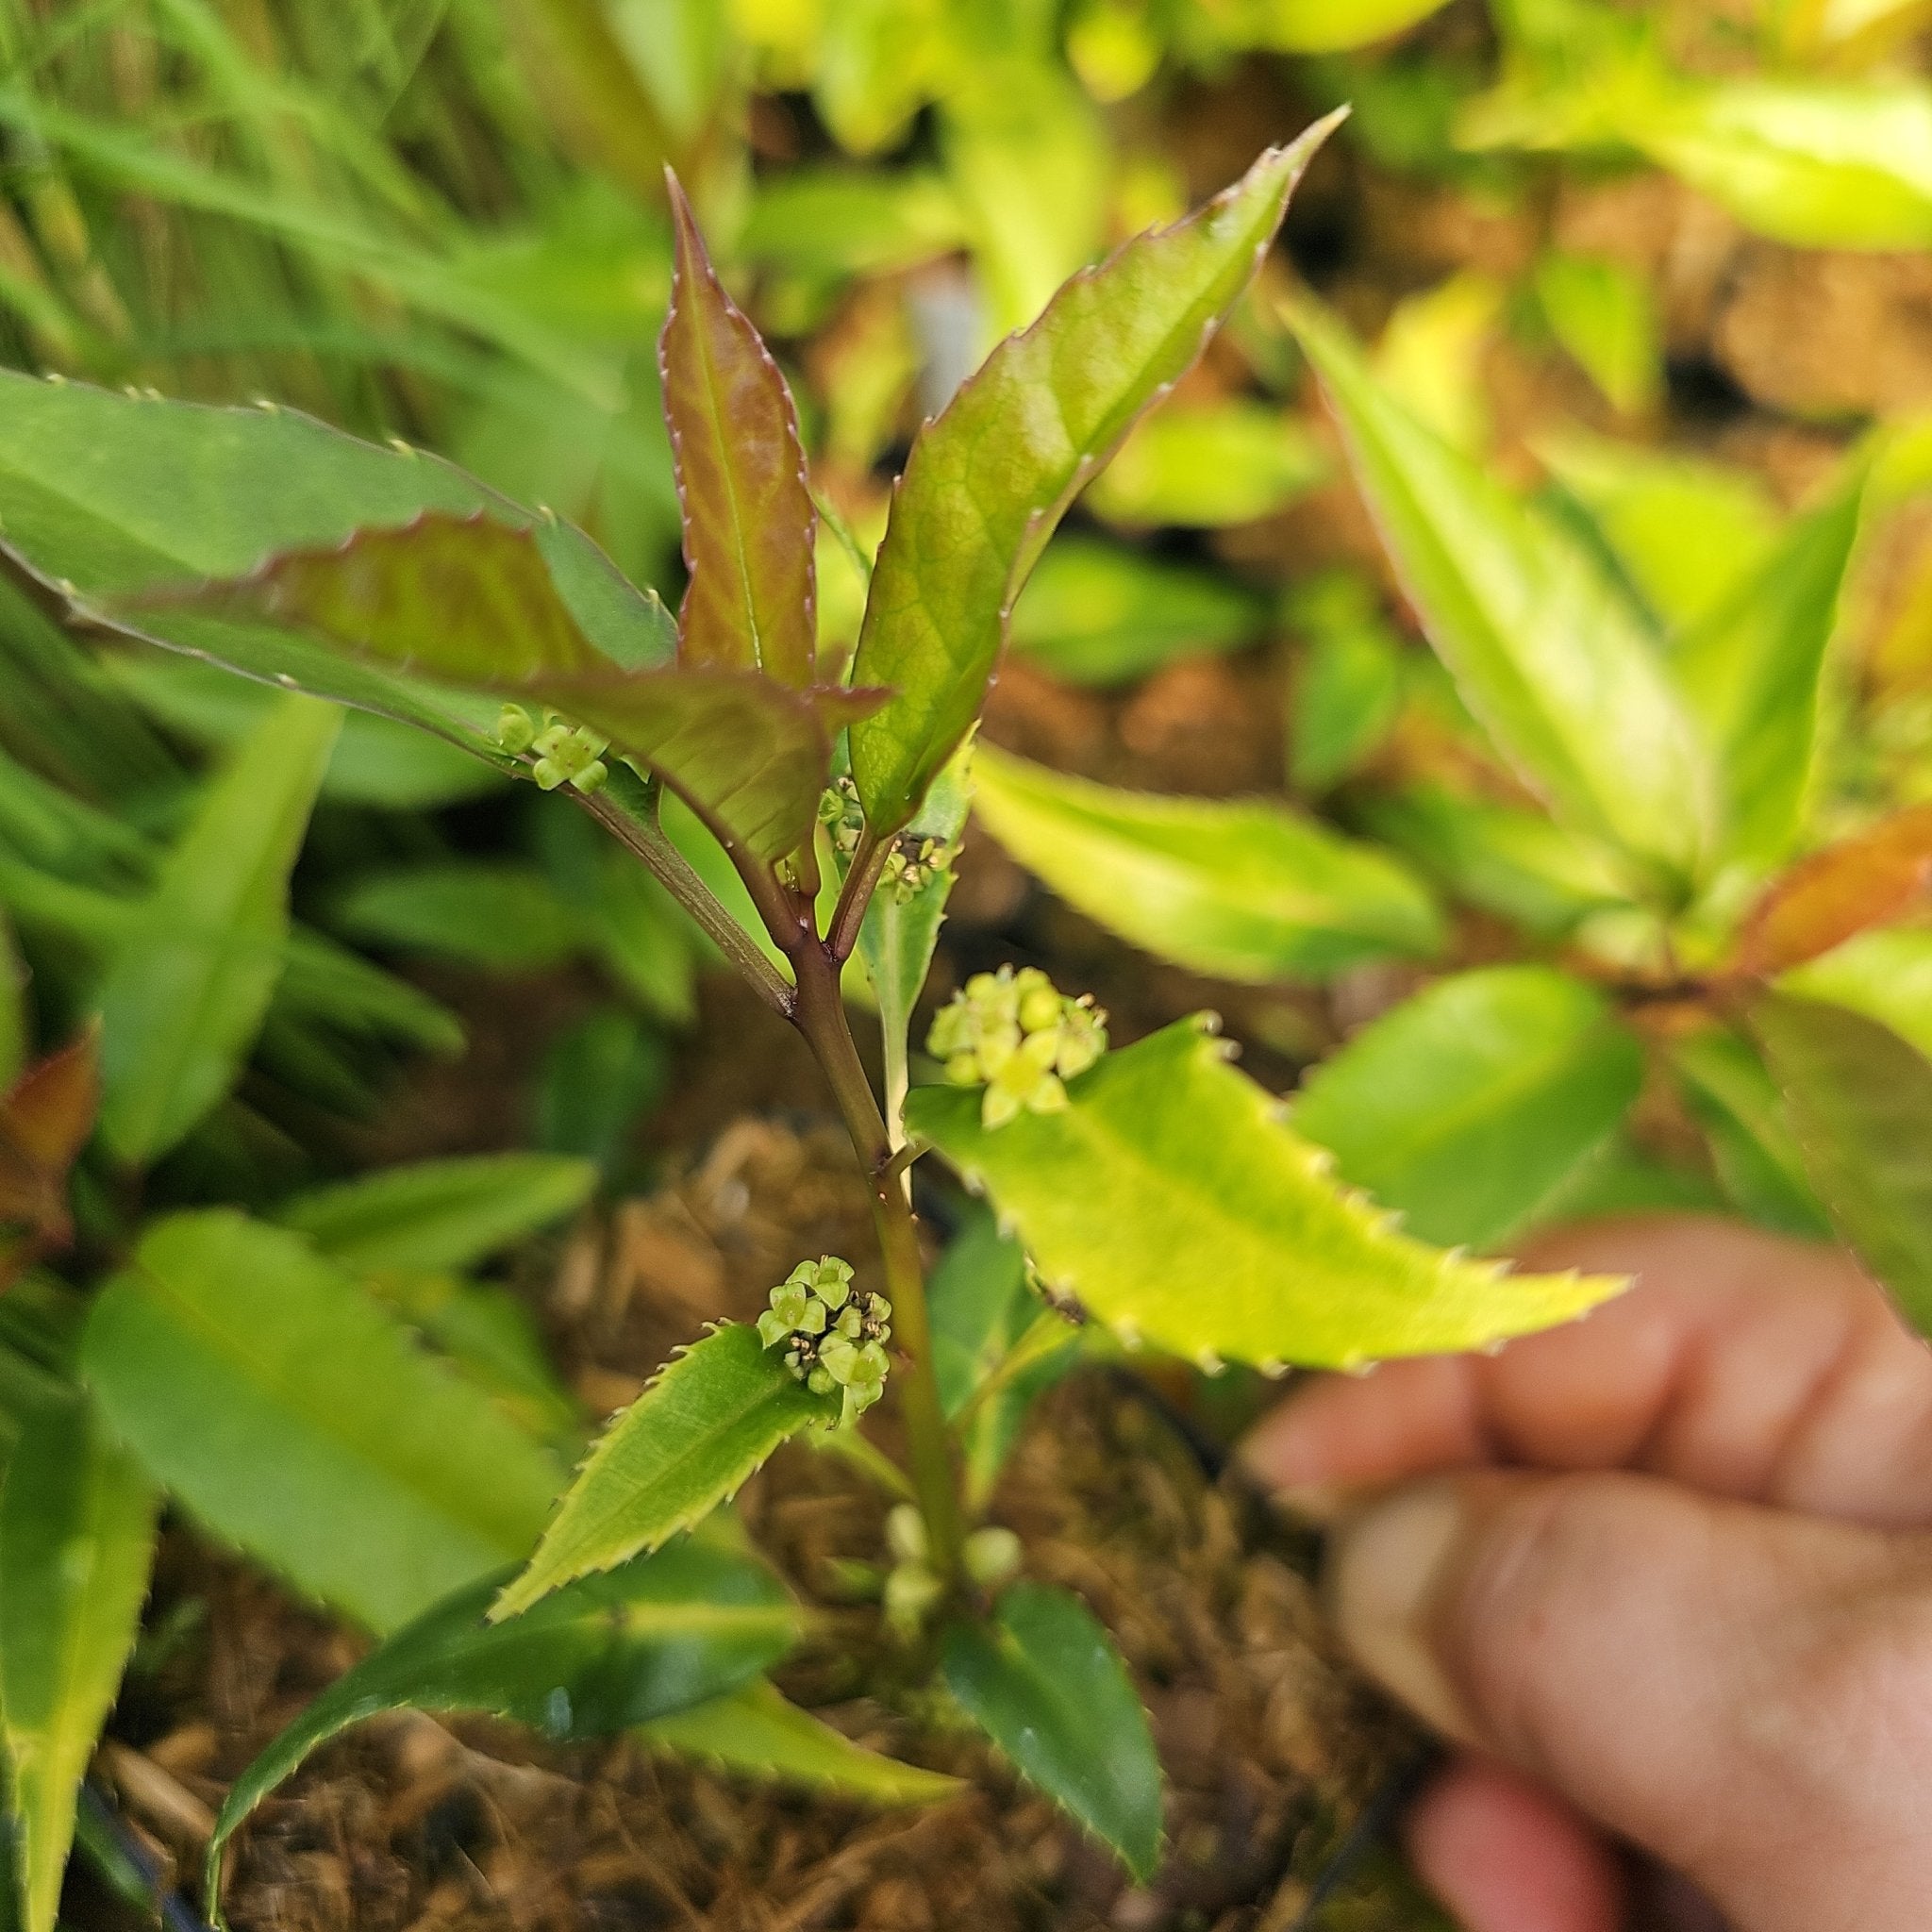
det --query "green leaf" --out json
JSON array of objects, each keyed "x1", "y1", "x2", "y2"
[
  {"x1": 1288, "y1": 296, "x2": 1710, "y2": 882},
  {"x1": 850, "y1": 123, "x2": 1342, "y2": 834},
  {"x1": 1084, "y1": 399, "x2": 1327, "y2": 529},
  {"x1": 1673, "y1": 464, "x2": 1868, "y2": 868},
  {"x1": 1007, "y1": 536, "x2": 1263, "y2": 689},
  {"x1": 95, "y1": 693, "x2": 340, "y2": 1166},
  {"x1": 971, "y1": 744, "x2": 1441, "y2": 984},
  {"x1": 492, "y1": 1324, "x2": 837, "y2": 1623},
  {"x1": 207, "y1": 1541, "x2": 799, "y2": 1923},
  {"x1": 81, "y1": 1212, "x2": 563, "y2": 1633},
  {"x1": 0, "y1": 1391, "x2": 158, "y2": 1932},
  {"x1": 1533, "y1": 251, "x2": 1659, "y2": 417},
  {"x1": 930, "y1": 1203, "x2": 1034, "y2": 1422},
  {"x1": 114, "y1": 651, "x2": 503, "y2": 810},
  {"x1": 641, "y1": 1676, "x2": 964, "y2": 1806},
  {"x1": 1780, "y1": 927, "x2": 1932, "y2": 1064},
  {"x1": 187, "y1": 513, "x2": 868, "y2": 861},
  {"x1": 941, "y1": 1582, "x2": 1160, "y2": 1881},
  {"x1": 1632, "y1": 80, "x2": 1932, "y2": 253},
  {"x1": 1357, "y1": 782, "x2": 1630, "y2": 939},
  {"x1": 1755, "y1": 993, "x2": 1932, "y2": 1336},
  {"x1": 1291, "y1": 967, "x2": 1643, "y2": 1249},
  {"x1": 1534, "y1": 432, "x2": 1780, "y2": 635},
  {"x1": 660, "y1": 177, "x2": 818, "y2": 686},
  {"x1": 1236, "y1": 0, "x2": 1454, "y2": 53},
  {"x1": 1674, "y1": 1027, "x2": 1832, "y2": 1240},
  {"x1": 907, "y1": 1017, "x2": 1624, "y2": 1370},
  {"x1": 277, "y1": 1153, "x2": 599, "y2": 1274},
  {"x1": 331, "y1": 860, "x2": 586, "y2": 973},
  {"x1": 855, "y1": 740, "x2": 973, "y2": 1130},
  {"x1": 1288, "y1": 577, "x2": 1407, "y2": 792},
  {"x1": 0, "y1": 372, "x2": 647, "y2": 758}
]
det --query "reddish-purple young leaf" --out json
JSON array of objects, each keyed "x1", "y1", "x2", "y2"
[
  {"x1": 1734, "y1": 804, "x2": 1932, "y2": 978},
  {"x1": 0, "y1": 1026, "x2": 100, "y2": 1258},
  {"x1": 661, "y1": 175, "x2": 818, "y2": 687},
  {"x1": 849, "y1": 118, "x2": 1344, "y2": 835},
  {"x1": 175, "y1": 513, "x2": 879, "y2": 860}
]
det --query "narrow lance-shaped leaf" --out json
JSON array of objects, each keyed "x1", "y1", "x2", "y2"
[
  {"x1": 662, "y1": 175, "x2": 818, "y2": 686},
  {"x1": 1674, "y1": 465, "x2": 1869, "y2": 869},
  {"x1": 275, "y1": 1152, "x2": 599, "y2": 1274},
  {"x1": 96, "y1": 693, "x2": 340, "y2": 1167},
  {"x1": 1288, "y1": 296, "x2": 1711, "y2": 883},
  {"x1": 641, "y1": 1677, "x2": 965, "y2": 1806},
  {"x1": 179, "y1": 513, "x2": 880, "y2": 861},
  {"x1": 972, "y1": 744, "x2": 1441, "y2": 984},
  {"x1": 850, "y1": 119, "x2": 1344, "y2": 834},
  {"x1": 1755, "y1": 993, "x2": 1932, "y2": 1337},
  {"x1": 206, "y1": 1541, "x2": 800, "y2": 1924},
  {"x1": 1291, "y1": 967, "x2": 1643, "y2": 1249},
  {"x1": 941, "y1": 1583, "x2": 1161, "y2": 1881},
  {"x1": 492, "y1": 1324, "x2": 838, "y2": 1623},
  {"x1": 907, "y1": 1017, "x2": 1625, "y2": 1370},
  {"x1": 81, "y1": 1211, "x2": 563, "y2": 1633},
  {"x1": 0, "y1": 1391, "x2": 158, "y2": 1932}
]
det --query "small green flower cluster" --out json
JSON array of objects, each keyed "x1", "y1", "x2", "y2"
[
  {"x1": 495, "y1": 706, "x2": 609, "y2": 794},
  {"x1": 881, "y1": 1504, "x2": 1021, "y2": 1635},
  {"x1": 817, "y1": 776, "x2": 865, "y2": 858},
  {"x1": 879, "y1": 835, "x2": 948, "y2": 905},
  {"x1": 757, "y1": 1256, "x2": 891, "y2": 1427},
  {"x1": 927, "y1": 967, "x2": 1108, "y2": 1128}
]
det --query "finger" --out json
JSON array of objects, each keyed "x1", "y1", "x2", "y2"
[
  {"x1": 1330, "y1": 1468, "x2": 1932, "y2": 1932},
  {"x1": 1243, "y1": 1215, "x2": 1932, "y2": 1527},
  {"x1": 1404, "y1": 1757, "x2": 1625, "y2": 1932}
]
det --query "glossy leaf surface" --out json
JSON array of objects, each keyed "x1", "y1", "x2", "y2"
[
  {"x1": 1290, "y1": 297, "x2": 1709, "y2": 879},
  {"x1": 96, "y1": 694, "x2": 340, "y2": 1166},
  {"x1": 277, "y1": 1153, "x2": 598, "y2": 1274},
  {"x1": 941, "y1": 1583, "x2": 1160, "y2": 1881},
  {"x1": 908, "y1": 1017, "x2": 1625, "y2": 1369},
  {"x1": 208, "y1": 1541, "x2": 798, "y2": 1921},
  {"x1": 972, "y1": 745, "x2": 1441, "y2": 984},
  {"x1": 493, "y1": 1324, "x2": 835, "y2": 1622},
  {"x1": 642, "y1": 1677, "x2": 964, "y2": 1805},
  {"x1": 1292, "y1": 968, "x2": 1643, "y2": 1248},
  {"x1": 661, "y1": 176, "x2": 817, "y2": 685},
  {"x1": 850, "y1": 123, "x2": 1341, "y2": 833},
  {"x1": 1756, "y1": 994, "x2": 1932, "y2": 1335},
  {"x1": 0, "y1": 1391, "x2": 157, "y2": 1932},
  {"x1": 82, "y1": 1212, "x2": 561, "y2": 1632}
]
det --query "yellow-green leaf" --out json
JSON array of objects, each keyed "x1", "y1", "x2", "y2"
[{"x1": 906, "y1": 1017, "x2": 1624, "y2": 1370}]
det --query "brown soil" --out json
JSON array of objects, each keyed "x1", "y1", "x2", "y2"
[{"x1": 85, "y1": 1124, "x2": 1424, "y2": 1932}]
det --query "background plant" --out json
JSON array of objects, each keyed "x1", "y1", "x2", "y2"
[{"x1": 5, "y1": 1, "x2": 1932, "y2": 1926}]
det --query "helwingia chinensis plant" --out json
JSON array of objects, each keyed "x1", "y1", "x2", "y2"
[{"x1": 0, "y1": 119, "x2": 1645, "y2": 1915}]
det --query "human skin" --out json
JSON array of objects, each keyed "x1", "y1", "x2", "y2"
[{"x1": 1240, "y1": 1217, "x2": 1932, "y2": 1932}]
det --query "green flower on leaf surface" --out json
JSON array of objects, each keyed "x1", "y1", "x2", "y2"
[
  {"x1": 758, "y1": 1257, "x2": 891, "y2": 1426},
  {"x1": 927, "y1": 967, "x2": 1108, "y2": 1128},
  {"x1": 494, "y1": 706, "x2": 609, "y2": 794}
]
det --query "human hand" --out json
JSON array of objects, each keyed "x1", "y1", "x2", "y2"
[{"x1": 1241, "y1": 1216, "x2": 1932, "y2": 1932}]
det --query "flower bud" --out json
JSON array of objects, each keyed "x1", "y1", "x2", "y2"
[
  {"x1": 883, "y1": 1559, "x2": 943, "y2": 1635},
  {"x1": 963, "y1": 1525, "x2": 1022, "y2": 1589},
  {"x1": 494, "y1": 704, "x2": 536, "y2": 755},
  {"x1": 885, "y1": 1503, "x2": 927, "y2": 1566}
]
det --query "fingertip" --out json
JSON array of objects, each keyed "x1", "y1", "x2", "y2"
[
  {"x1": 1237, "y1": 1354, "x2": 1484, "y2": 1502},
  {"x1": 1406, "y1": 1757, "x2": 1627, "y2": 1932}
]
